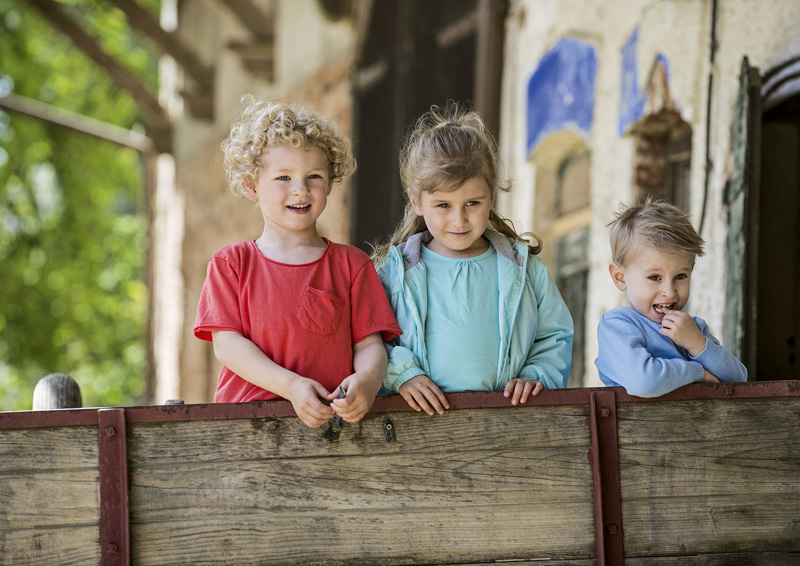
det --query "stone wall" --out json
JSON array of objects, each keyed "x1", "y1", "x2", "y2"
[{"x1": 153, "y1": 0, "x2": 356, "y2": 403}]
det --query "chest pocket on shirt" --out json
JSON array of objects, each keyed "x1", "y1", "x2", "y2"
[{"x1": 296, "y1": 286, "x2": 345, "y2": 336}]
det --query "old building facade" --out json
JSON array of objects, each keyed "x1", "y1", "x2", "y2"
[{"x1": 153, "y1": 0, "x2": 799, "y2": 401}]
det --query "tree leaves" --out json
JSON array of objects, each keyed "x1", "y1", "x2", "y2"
[{"x1": 0, "y1": 0, "x2": 160, "y2": 409}]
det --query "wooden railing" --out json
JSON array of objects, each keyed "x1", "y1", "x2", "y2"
[{"x1": 1, "y1": 381, "x2": 798, "y2": 565}]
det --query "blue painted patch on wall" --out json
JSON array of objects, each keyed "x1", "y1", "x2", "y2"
[{"x1": 526, "y1": 38, "x2": 598, "y2": 155}]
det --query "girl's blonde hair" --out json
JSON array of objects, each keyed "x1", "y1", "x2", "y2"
[
  {"x1": 222, "y1": 95, "x2": 356, "y2": 196},
  {"x1": 372, "y1": 103, "x2": 541, "y2": 265}
]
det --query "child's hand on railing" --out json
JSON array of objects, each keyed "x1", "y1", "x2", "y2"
[
  {"x1": 287, "y1": 377, "x2": 336, "y2": 428},
  {"x1": 399, "y1": 375, "x2": 450, "y2": 416},
  {"x1": 504, "y1": 378, "x2": 543, "y2": 405}
]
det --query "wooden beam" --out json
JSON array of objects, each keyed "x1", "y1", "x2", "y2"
[
  {"x1": 25, "y1": 0, "x2": 170, "y2": 136},
  {"x1": 474, "y1": 0, "x2": 507, "y2": 137},
  {"x1": 0, "y1": 92, "x2": 157, "y2": 153},
  {"x1": 219, "y1": 0, "x2": 275, "y2": 81},
  {"x1": 109, "y1": 0, "x2": 214, "y2": 93},
  {"x1": 218, "y1": 0, "x2": 273, "y2": 40}
]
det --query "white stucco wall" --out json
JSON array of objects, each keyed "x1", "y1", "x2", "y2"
[{"x1": 498, "y1": 0, "x2": 800, "y2": 387}]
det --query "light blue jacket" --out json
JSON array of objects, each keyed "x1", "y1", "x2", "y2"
[{"x1": 377, "y1": 230, "x2": 574, "y2": 393}]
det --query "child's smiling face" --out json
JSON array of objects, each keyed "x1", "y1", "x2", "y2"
[
  {"x1": 609, "y1": 245, "x2": 695, "y2": 324},
  {"x1": 410, "y1": 176, "x2": 493, "y2": 258},
  {"x1": 245, "y1": 143, "x2": 331, "y2": 240}
]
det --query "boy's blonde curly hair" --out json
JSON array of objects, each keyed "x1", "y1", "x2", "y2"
[{"x1": 222, "y1": 95, "x2": 356, "y2": 196}]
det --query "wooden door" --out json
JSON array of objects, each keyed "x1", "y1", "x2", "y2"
[
  {"x1": 724, "y1": 57, "x2": 761, "y2": 374},
  {"x1": 350, "y1": 0, "x2": 506, "y2": 250}
]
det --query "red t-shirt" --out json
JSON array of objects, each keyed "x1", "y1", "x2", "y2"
[{"x1": 194, "y1": 239, "x2": 401, "y2": 403}]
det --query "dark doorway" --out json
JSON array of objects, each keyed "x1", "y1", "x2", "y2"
[
  {"x1": 756, "y1": 94, "x2": 800, "y2": 380},
  {"x1": 350, "y1": 0, "x2": 506, "y2": 251}
]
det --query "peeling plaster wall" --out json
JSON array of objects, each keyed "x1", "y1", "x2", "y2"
[{"x1": 499, "y1": 0, "x2": 800, "y2": 386}]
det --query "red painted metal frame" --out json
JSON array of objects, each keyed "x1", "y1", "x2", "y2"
[
  {"x1": 2, "y1": 381, "x2": 797, "y2": 430},
  {"x1": 590, "y1": 390, "x2": 624, "y2": 566},
  {"x1": 98, "y1": 408, "x2": 130, "y2": 566}
]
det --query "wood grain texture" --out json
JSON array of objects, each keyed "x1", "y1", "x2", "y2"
[
  {"x1": 622, "y1": 493, "x2": 800, "y2": 555},
  {"x1": 127, "y1": 404, "x2": 595, "y2": 564},
  {"x1": 616, "y1": 397, "x2": 799, "y2": 445},
  {"x1": 617, "y1": 396, "x2": 800, "y2": 557},
  {"x1": 625, "y1": 553, "x2": 800, "y2": 565},
  {"x1": 0, "y1": 469, "x2": 99, "y2": 529},
  {"x1": 131, "y1": 503, "x2": 596, "y2": 566},
  {"x1": 618, "y1": 438, "x2": 799, "y2": 498},
  {"x1": 0, "y1": 425, "x2": 101, "y2": 564},
  {"x1": 129, "y1": 447, "x2": 592, "y2": 519},
  {"x1": 0, "y1": 425, "x2": 98, "y2": 472},
  {"x1": 0, "y1": 525, "x2": 100, "y2": 566},
  {"x1": 127, "y1": 404, "x2": 590, "y2": 465}
]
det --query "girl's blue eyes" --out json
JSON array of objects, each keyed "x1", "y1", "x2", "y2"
[
  {"x1": 648, "y1": 274, "x2": 688, "y2": 281},
  {"x1": 435, "y1": 201, "x2": 481, "y2": 208}
]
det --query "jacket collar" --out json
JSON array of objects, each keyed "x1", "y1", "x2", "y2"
[{"x1": 396, "y1": 230, "x2": 524, "y2": 270}]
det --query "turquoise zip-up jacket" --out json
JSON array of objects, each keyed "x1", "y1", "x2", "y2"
[{"x1": 377, "y1": 230, "x2": 574, "y2": 393}]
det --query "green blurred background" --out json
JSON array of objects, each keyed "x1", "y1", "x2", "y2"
[{"x1": 0, "y1": 0, "x2": 160, "y2": 409}]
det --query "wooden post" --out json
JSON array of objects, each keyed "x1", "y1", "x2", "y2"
[{"x1": 32, "y1": 373, "x2": 82, "y2": 410}]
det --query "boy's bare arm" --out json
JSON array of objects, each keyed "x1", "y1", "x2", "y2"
[
  {"x1": 332, "y1": 333, "x2": 387, "y2": 423},
  {"x1": 211, "y1": 330, "x2": 335, "y2": 428}
]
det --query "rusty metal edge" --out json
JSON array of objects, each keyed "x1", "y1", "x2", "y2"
[
  {"x1": 589, "y1": 390, "x2": 625, "y2": 566},
  {"x1": 98, "y1": 408, "x2": 130, "y2": 566},
  {"x1": 589, "y1": 392, "x2": 606, "y2": 565},
  {"x1": 1, "y1": 381, "x2": 798, "y2": 430}
]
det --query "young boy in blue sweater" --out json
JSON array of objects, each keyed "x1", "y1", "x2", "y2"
[{"x1": 595, "y1": 199, "x2": 747, "y2": 397}]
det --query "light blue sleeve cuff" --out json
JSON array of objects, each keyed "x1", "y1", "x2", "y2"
[
  {"x1": 690, "y1": 337, "x2": 719, "y2": 366},
  {"x1": 517, "y1": 368, "x2": 560, "y2": 390},
  {"x1": 391, "y1": 367, "x2": 426, "y2": 393}
]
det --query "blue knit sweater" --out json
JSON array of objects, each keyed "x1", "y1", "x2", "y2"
[{"x1": 595, "y1": 307, "x2": 747, "y2": 397}]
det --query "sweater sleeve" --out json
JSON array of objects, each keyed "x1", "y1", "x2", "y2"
[
  {"x1": 691, "y1": 319, "x2": 748, "y2": 382},
  {"x1": 596, "y1": 314, "x2": 705, "y2": 397},
  {"x1": 517, "y1": 258, "x2": 574, "y2": 389}
]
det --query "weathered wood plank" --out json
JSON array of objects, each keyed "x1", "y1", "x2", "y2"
[
  {"x1": 0, "y1": 469, "x2": 99, "y2": 529},
  {"x1": 0, "y1": 425, "x2": 98, "y2": 472},
  {"x1": 618, "y1": 438, "x2": 799, "y2": 498},
  {"x1": 616, "y1": 397, "x2": 799, "y2": 445},
  {"x1": 617, "y1": 396, "x2": 800, "y2": 557},
  {"x1": 129, "y1": 447, "x2": 592, "y2": 520},
  {"x1": 447, "y1": 563, "x2": 595, "y2": 566},
  {"x1": 0, "y1": 525, "x2": 100, "y2": 566},
  {"x1": 625, "y1": 554, "x2": 800, "y2": 566},
  {"x1": 128, "y1": 404, "x2": 590, "y2": 465},
  {"x1": 622, "y1": 493, "x2": 800, "y2": 555},
  {"x1": 131, "y1": 503, "x2": 596, "y2": 566}
]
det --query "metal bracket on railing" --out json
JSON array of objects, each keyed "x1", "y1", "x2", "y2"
[
  {"x1": 383, "y1": 417, "x2": 396, "y2": 442},
  {"x1": 98, "y1": 408, "x2": 130, "y2": 566},
  {"x1": 589, "y1": 390, "x2": 624, "y2": 566}
]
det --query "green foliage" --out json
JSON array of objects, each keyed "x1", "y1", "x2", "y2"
[{"x1": 0, "y1": 0, "x2": 160, "y2": 409}]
